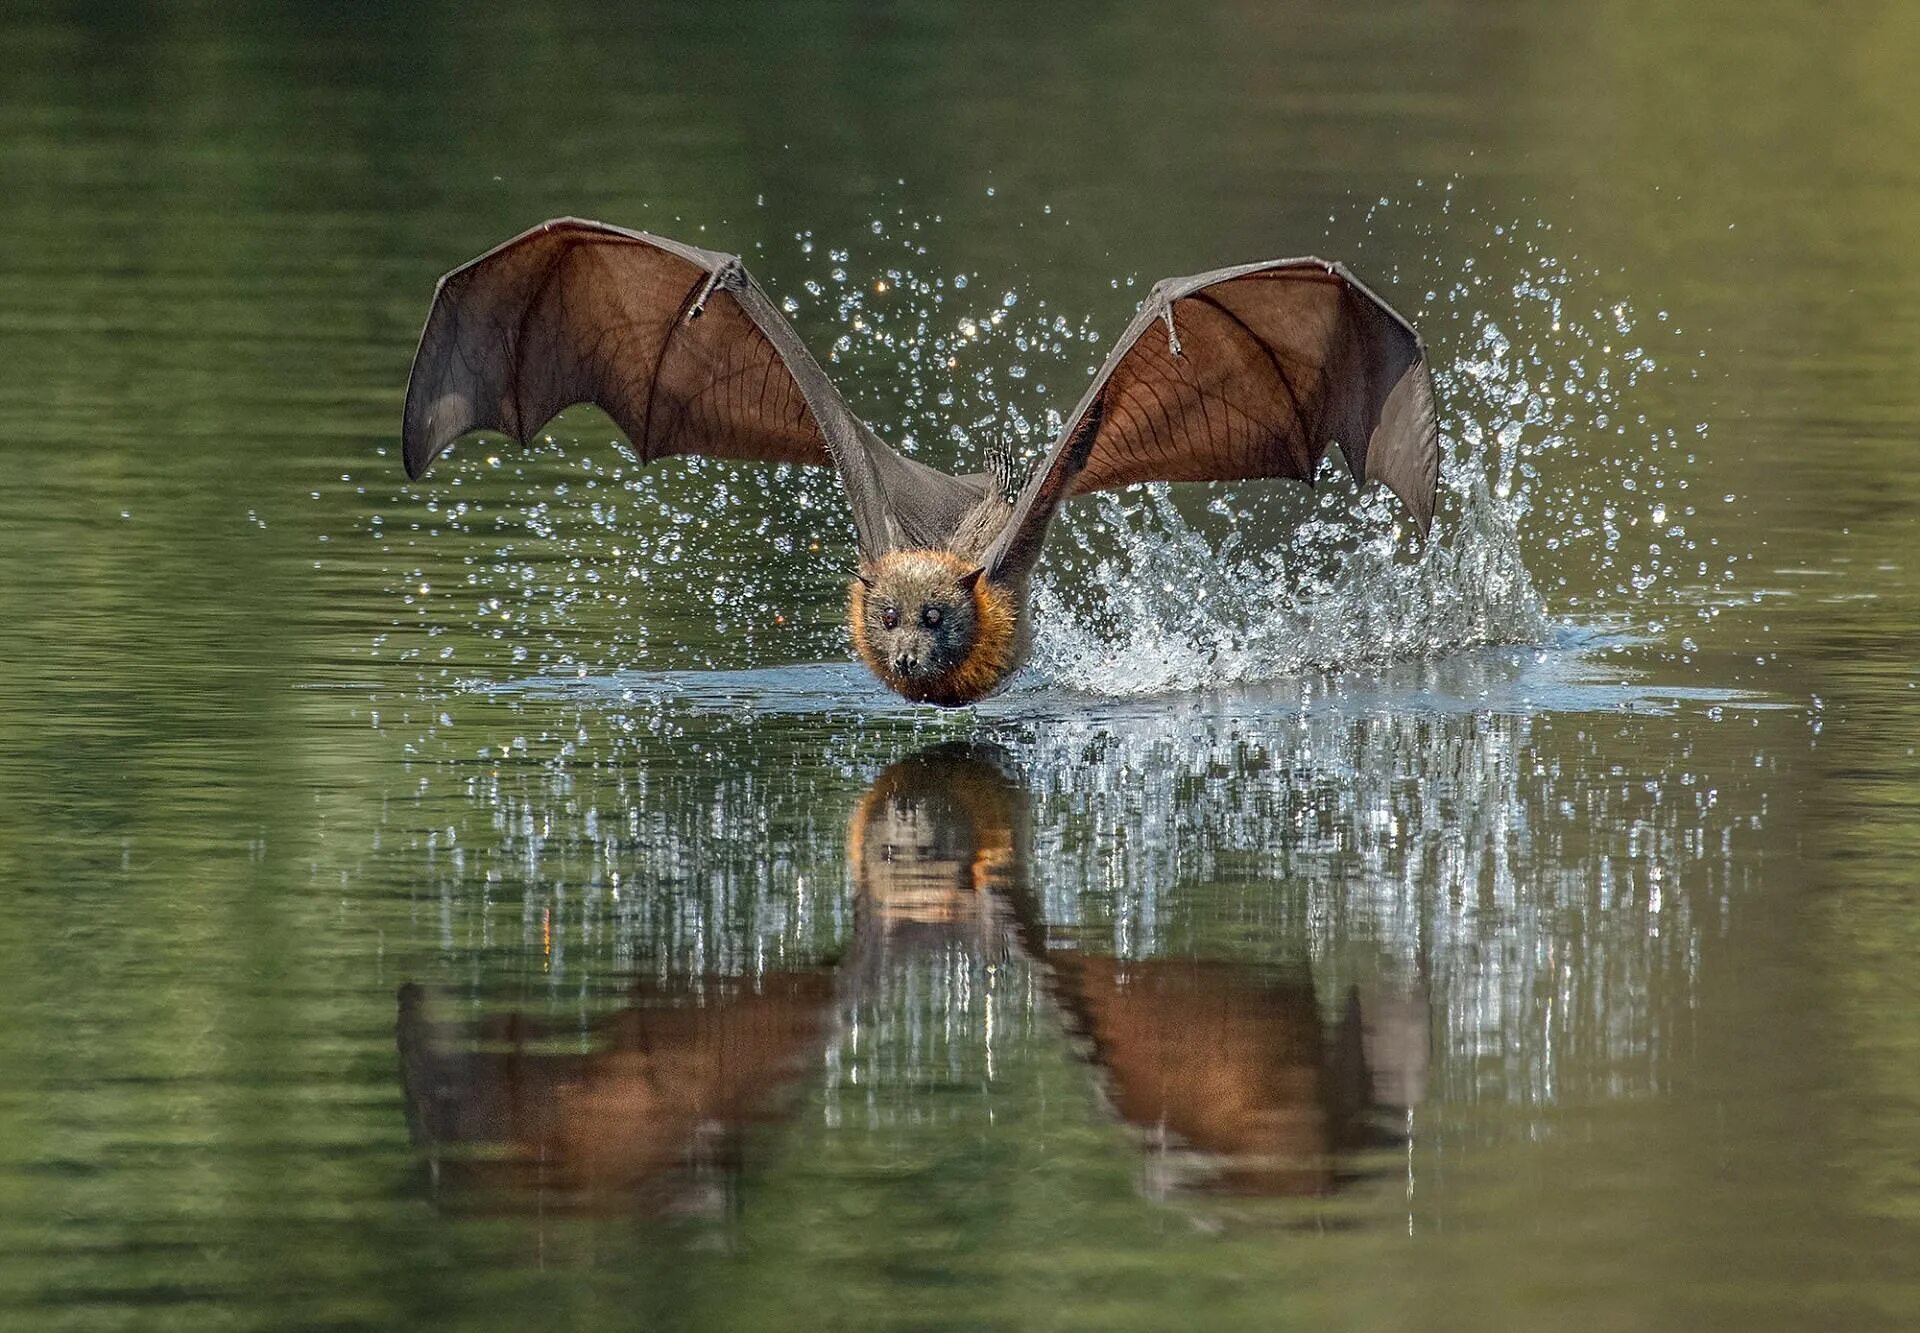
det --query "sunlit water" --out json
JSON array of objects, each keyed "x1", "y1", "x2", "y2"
[{"x1": 2, "y1": 2, "x2": 1918, "y2": 1330}]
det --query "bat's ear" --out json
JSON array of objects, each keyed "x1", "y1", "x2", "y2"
[{"x1": 956, "y1": 567, "x2": 985, "y2": 593}]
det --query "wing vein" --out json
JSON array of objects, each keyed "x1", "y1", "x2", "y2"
[
  {"x1": 641, "y1": 272, "x2": 711, "y2": 463},
  {"x1": 1190, "y1": 289, "x2": 1314, "y2": 472},
  {"x1": 510, "y1": 236, "x2": 582, "y2": 442}
]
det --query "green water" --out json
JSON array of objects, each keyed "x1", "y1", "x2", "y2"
[{"x1": 3, "y1": 1, "x2": 1918, "y2": 1328}]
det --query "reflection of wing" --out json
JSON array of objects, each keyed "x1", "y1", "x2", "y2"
[
  {"x1": 986, "y1": 258, "x2": 1438, "y2": 579},
  {"x1": 395, "y1": 976, "x2": 832, "y2": 1213},
  {"x1": 1047, "y1": 957, "x2": 1349, "y2": 1197},
  {"x1": 401, "y1": 217, "x2": 982, "y2": 556}
]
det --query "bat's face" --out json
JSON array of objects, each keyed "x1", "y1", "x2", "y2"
[
  {"x1": 854, "y1": 552, "x2": 983, "y2": 683},
  {"x1": 848, "y1": 549, "x2": 1020, "y2": 705}
]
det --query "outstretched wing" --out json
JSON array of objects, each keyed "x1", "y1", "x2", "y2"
[
  {"x1": 402, "y1": 217, "x2": 980, "y2": 557},
  {"x1": 984, "y1": 258, "x2": 1438, "y2": 580}
]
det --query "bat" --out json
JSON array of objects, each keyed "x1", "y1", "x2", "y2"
[{"x1": 401, "y1": 218, "x2": 1440, "y2": 705}]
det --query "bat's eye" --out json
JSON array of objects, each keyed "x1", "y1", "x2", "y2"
[
  {"x1": 881, "y1": 606, "x2": 899, "y2": 631},
  {"x1": 921, "y1": 606, "x2": 943, "y2": 628}
]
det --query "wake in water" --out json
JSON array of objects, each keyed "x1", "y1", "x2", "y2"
[{"x1": 362, "y1": 187, "x2": 1716, "y2": 700}]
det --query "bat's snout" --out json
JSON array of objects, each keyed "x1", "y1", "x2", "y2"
[{"x1": 894, "y1": 652, "x2": 920, "y2": 677}]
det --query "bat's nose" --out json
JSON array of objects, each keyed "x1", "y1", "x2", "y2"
[{"x1": 894, "y1": 653, "x2": 917, "y2": 676}]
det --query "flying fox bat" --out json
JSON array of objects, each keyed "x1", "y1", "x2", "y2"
[{"x1": 402, "y1": 218, "x2": 1440, "y2": 705}]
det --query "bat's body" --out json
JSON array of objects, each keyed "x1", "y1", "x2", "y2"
[{"x1": 402, "y1": 219, "x2": 1439, "y2": 705}]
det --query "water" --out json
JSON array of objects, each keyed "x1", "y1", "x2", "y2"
[{"x1": 3, "y1": 1, "x2": 1919, "y2": 1328}]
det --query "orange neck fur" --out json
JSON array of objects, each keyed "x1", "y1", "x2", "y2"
[
  {"x1": 847, "y1": 757, "x2": 1018, "y2": 915},
  {"x1": 848, "y1": 549, "x2": 1020, "y2": 706}
]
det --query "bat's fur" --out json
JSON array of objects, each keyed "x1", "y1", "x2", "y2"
[{"x1": 849, "y1": 549, "x2": 1024, "y2": 706}]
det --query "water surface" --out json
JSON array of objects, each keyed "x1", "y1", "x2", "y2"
[{"x1": 2, "y1": 2, "x2": 1918, "y2": 1329}]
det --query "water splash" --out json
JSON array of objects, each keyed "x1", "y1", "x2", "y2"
[
  {"x1": 1025, "y1": 475, "x2": 1546, "y2": 696},
  {"x1": 1014, "y1": 194, "x2": 1715, "y2": 696}
]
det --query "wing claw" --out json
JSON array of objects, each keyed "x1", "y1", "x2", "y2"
[{"x1": 688, "y1": 258, "x2": 742, "y2": 321}]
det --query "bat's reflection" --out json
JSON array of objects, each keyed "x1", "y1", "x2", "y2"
[{"x1": 397, "y1": 744, "x2": 1426, "y2": 1213}]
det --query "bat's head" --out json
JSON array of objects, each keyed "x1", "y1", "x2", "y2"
[
  {"x1": 849, "y1": 550, "x2": 1017, "y2": 706},
  {"x1": 853, "y1": 551, "x2": 984, "y2": 684}
]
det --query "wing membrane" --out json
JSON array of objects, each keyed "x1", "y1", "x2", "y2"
[
  {"x1": 402, "y1": 217, "x2": 980, "y2": 556},
  {"x1": 986, "y1": 258, "x2": 1438, "y2": 580}
]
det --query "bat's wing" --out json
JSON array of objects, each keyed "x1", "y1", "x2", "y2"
[
  {"x1": 403, "y1": 218, "x2": 981, "y2": 557},
  {"x1": 983, "y1": 258, "x2": 1438, "y2": 581}
]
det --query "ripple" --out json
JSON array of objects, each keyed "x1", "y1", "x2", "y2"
[{"x1": 479, "y1": 628, "x2": 1774, "y2": 724}]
